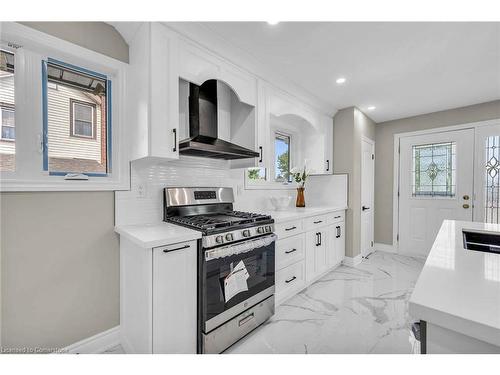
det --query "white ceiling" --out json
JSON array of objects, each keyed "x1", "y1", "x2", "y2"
[{"x1": 195, "y1": 22, "x2": 500, "y2": 122}]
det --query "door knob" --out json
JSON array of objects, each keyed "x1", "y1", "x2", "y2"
[
  {"x1": 463, "y1": 195, "x2": 470, "y2": 200},
  {"x1": 362, "y1": 206, "x2": 370, "y2": 211},
  {"x1": 463, "y1": 204, "x2": 470, "y2": 209}
]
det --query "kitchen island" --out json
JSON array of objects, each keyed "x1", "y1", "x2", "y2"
[{"x1": 409, "y1": 220, "x2": 500, "y2": 354}]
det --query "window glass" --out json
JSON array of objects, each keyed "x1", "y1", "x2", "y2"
[
  {"x1": 45, "y1": 61, "x2": 108, "y2": 175},
  {"x1": 247, "y1": 167, "x2": 266, "y2": 181},
  {"x1": 412, "y1": 142, "x2": 456, "y2": 197},
  {"x1": 484, "y1": 135, "x2": 500, "y2": 223},
  {"x1": 274, "y1": 132, "x2": 291, "y2": 182},
  {"x1": 0, "y1": 49, "x2": 15, "y2": 172}
]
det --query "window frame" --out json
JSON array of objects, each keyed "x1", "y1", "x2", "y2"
[
  {"x1": 0, "y1": 105, "x2": 15, "y2": 141},
  {"x1": 0, "y1": 22, "x2": 128, "y2": 191},
  {"x1": 69, "y1": 99, "x2": 96, "y2": 139}
]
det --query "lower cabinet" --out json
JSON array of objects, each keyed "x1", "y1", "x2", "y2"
[
  {"x1": 305, "y1": 228, "x2": 328, "y2": 283},
  {"x1": 275, "y1": 210, "x2": 346, "y2": 306},
  {"x1": 152, "y1": 241, "x2": 197, "y2": 353},
  {"x1": 120, "y1": 237, "x2": 198, "y2": 354},
  {"x1": 327, "y1": 222, "x2": 345, "y2": 267}
]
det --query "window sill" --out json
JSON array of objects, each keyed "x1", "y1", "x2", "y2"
[{"x1": 0, "y1": 176, "x2": 129, "y2": 192}]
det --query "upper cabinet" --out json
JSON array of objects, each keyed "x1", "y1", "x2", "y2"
[
  {"x1": 267, "y1": 87, "x2": 333, "y2": 176},
  {"x1": 178, "y1": 41, "x2": 257, "y2": 107},
  {"x1": 127, "y1": 23, "x2": 180, "y2": 161},
  {"x1": 125, "y1": 22, "x2": 332, "y2": 173}
]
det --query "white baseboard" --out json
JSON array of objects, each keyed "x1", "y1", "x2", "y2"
[
  {"x1": 374, "y1": 242, "x2": 397, "y2": 254},
  {"x1": 62, "y1": 326, "x2": 120, "y2": 354},
  {"x1": 343, "y1": 254, "x2": 362, "y2": 266}
]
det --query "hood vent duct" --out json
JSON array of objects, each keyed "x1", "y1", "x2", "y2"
[{"x1": 178, "y1": 79, "x2": 260, "y2": 160}]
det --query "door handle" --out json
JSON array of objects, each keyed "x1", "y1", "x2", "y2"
[
  {"x1": 259, "y1": 146, "x2": 263, "y2": 163},
  {"x1": 315, "y1": 232, "x2": 320, "y2": 246},
  {"x1": 362, "y1": 206, "x2": 370, "y2": 211},
  {"x1": 463, "y1": 195, "x2": 470, "y2": 200},
  {"x1": 313, "y1": 220, "x2": 323, "y2": 224},
  {"x1": 285, "y1": 276, "x2": 297, "y2": 284},
  {"x1": 285, "y1": 226, "x2": 297, "y2": 231},
  {"x1": 285, "y1": 248, "x2": 297, "y2": 254},
  {"x1": 336, "y1": 226, "x2": 341, "y2": 238},
  {"x1": 172, "y1": 129, "x2": 177, "y2": 152},
  {"x1": 163, "y1": 244, "x2": 190, "y2": 253},
  {"x1": 463, "y1": 204, "x2": 470, "y2": 209},
  {"x1": 326, "y1": 159, "x2": 330, "y2": 172},
  {"x1": 238, "y1": 313, "x2": 255, "y2": 326}
]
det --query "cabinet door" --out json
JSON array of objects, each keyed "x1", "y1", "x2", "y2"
[
  {"x1": 152, "y1": 240, "x2": 197, "y2": 354},
  {"x1": 334, "y1": 222, "x2": 345, "y2": 264},
  {"x1": 315, "y1": 229, "x2": 328, "y2": 275},
  {"x1": 326, "y1": 224, "x2": 337, "y2": 267},
  {"x1": 150, "y1": 23, "x2": 180, "y2": 159},
  {"x1": 305, "y1": 230, "x2": 318, "y2": 283}
]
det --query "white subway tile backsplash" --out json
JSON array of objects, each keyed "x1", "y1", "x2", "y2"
[{"x1": 115, "y1": 156, "x2": 347, "y2": 226}]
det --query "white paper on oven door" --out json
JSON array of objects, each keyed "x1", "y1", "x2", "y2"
[{"x1": 224, "y1": 260, "x2": 249, "y2": 303}]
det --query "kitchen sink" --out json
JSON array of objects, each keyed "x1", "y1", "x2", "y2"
[{"x1": 462, "y1": 230, "x2": 500, "y2": 255}]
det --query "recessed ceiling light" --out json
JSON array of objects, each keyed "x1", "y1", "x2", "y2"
[
  {"x1": 367, "y1": 106, "x2": 376, "y2": 111},
  {"x1": 267, "y1": 21, "x2": 280, "y2": 25},
  {"x1": 336, "y1": 77, "x2": 346, "y2": 85}
]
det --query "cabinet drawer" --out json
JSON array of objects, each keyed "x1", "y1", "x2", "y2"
[
  {"x1": 276, "y1": 234, "x2": 305, "y2": 271},
  {"x1": 327, "y1": 211, "x2": 345, "y2": 225},
  {"x1": 303, "y1": 214, "x2": 329, "y2": 231},
  {"x1": 276, "y1": 260, "x2": 306, "y2": 304},
  {"x1": 275, "y1": 219, "x2": 303, "y2": 239}
]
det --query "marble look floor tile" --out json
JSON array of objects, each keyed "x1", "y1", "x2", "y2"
[{"x1": 226, "y1": 251, "x2": 425, "y2": 354}]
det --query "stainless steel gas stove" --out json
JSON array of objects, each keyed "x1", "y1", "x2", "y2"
[{"x1": 163, "y1": 187, "x2": 276, "y2": 354}]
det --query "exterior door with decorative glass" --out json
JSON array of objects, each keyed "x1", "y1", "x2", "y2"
[
  {"x1": 474, "y1": 123, "x2": 500, "y2": 224},
  {"x1": 398, "y1": 128, "x2": 474, "y2": 256}
]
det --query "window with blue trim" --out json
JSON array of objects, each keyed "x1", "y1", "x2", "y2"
[{"x1": 42, "y1": 59, "x2": 111, "y2": 176}]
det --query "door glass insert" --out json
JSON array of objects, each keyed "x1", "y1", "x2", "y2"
[
  {"x1": 484, "y1": 135, "x2": 500, "y2": 223},
  {"x1": 412, "y1": 142, "x2": 456, "y2": 197}
]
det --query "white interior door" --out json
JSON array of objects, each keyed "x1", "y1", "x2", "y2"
[
  {"x1": 398, "y1": 129, "x2": 474, "y2": 256},
  {"x1": 361, "y1": 137, "x2": 375, "y2": 257},
  {"x1": 474, "y1": 122, "x2": 500, "y2": 224}
]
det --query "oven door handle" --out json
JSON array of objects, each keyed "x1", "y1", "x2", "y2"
[{"x1": 205, "y1": 234, "x2": 276, "y2": 261}]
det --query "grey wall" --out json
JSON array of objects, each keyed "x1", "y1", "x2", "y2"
[
  {"x1": 1, "y1": 192, "x2": 119, "y2": 351},
  {"x1": 19, "y1": 22, "x2": 129, "y2": 63},
  {"x1": 374, "y1": 100, "x2": 500, "y2": 245},
  {"x1": 334, "y1": 107, "x2": 376, "y2": 257},
  {"x1": 1, "y1": 22, "x2": 127, "y2": 351}
]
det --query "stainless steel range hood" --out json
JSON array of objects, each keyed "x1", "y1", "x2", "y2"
[{"x1": 178, "y1": 79, "x2": 260, "y2": 160}]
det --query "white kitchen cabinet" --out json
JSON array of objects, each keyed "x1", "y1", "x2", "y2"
[
  {"x1": 273, "y1": 209, "x2": 346, "y2": 306},
  {"x1": 127, "y1": 23, "x2": 180, "y2": 161},
  {"x1": 120, "y1": 237, "x2": 197, "y2": 354},
  {"x1": 305, "y1": 227, "x2": 328, "y2": 283},
  {"x1": 152, "y1": 241, "x2": 197, "y2": 353},
  {"x1": 327, "y1": 222, "x2": 345, "y2": 266},
  {"x1": 178, "y1": 39, "x2": 257, "y2": 106},
  {"x1": 266, "y1": 87, "x2": 333, "y2": 177}
]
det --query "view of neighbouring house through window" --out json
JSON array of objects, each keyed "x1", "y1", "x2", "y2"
[
  {"x1": 275, "y1": 132, "x2": 291, "y2": 182},
  {"x1": 0, "y1": 49, "x2": 15, "y2": 172},
  {"x1": 46, "y1": 61, "x2": 108, "y2": 174}
]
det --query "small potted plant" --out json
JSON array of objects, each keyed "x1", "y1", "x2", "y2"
[{"x1": 289, "y1": 163, "x2": 311, "y2": 207}]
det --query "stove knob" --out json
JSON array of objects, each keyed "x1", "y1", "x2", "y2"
[
  {"x1": 257, "y1": 227, "x2": 264, "y2": 234},
  {"x1": 225, "y1": 233, "x2": 234, "y2": 242},
  {"x1": 242, "y1": 229, "x2": 251, "y2": 237},
  {"x1": 265, "y1": 226, "x2": 271, "y2": 233},
  {"x1": 216, "y1": 235, "x2": 224, "y2": 244}
]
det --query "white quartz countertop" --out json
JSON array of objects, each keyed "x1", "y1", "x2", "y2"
[
  {"x1": 263, "y1": 206, "x2": 347, "y2": 223},
  {"x1": 115, "y1": 222, "x2": 202, "y2": 249},
  {"x1": 409, "y1": 220, "x2": 500, "y2": 347}
]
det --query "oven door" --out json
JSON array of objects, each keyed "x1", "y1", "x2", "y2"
[{"x1": 202, "y1": 234, "x2": 276, "y2": 333}]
